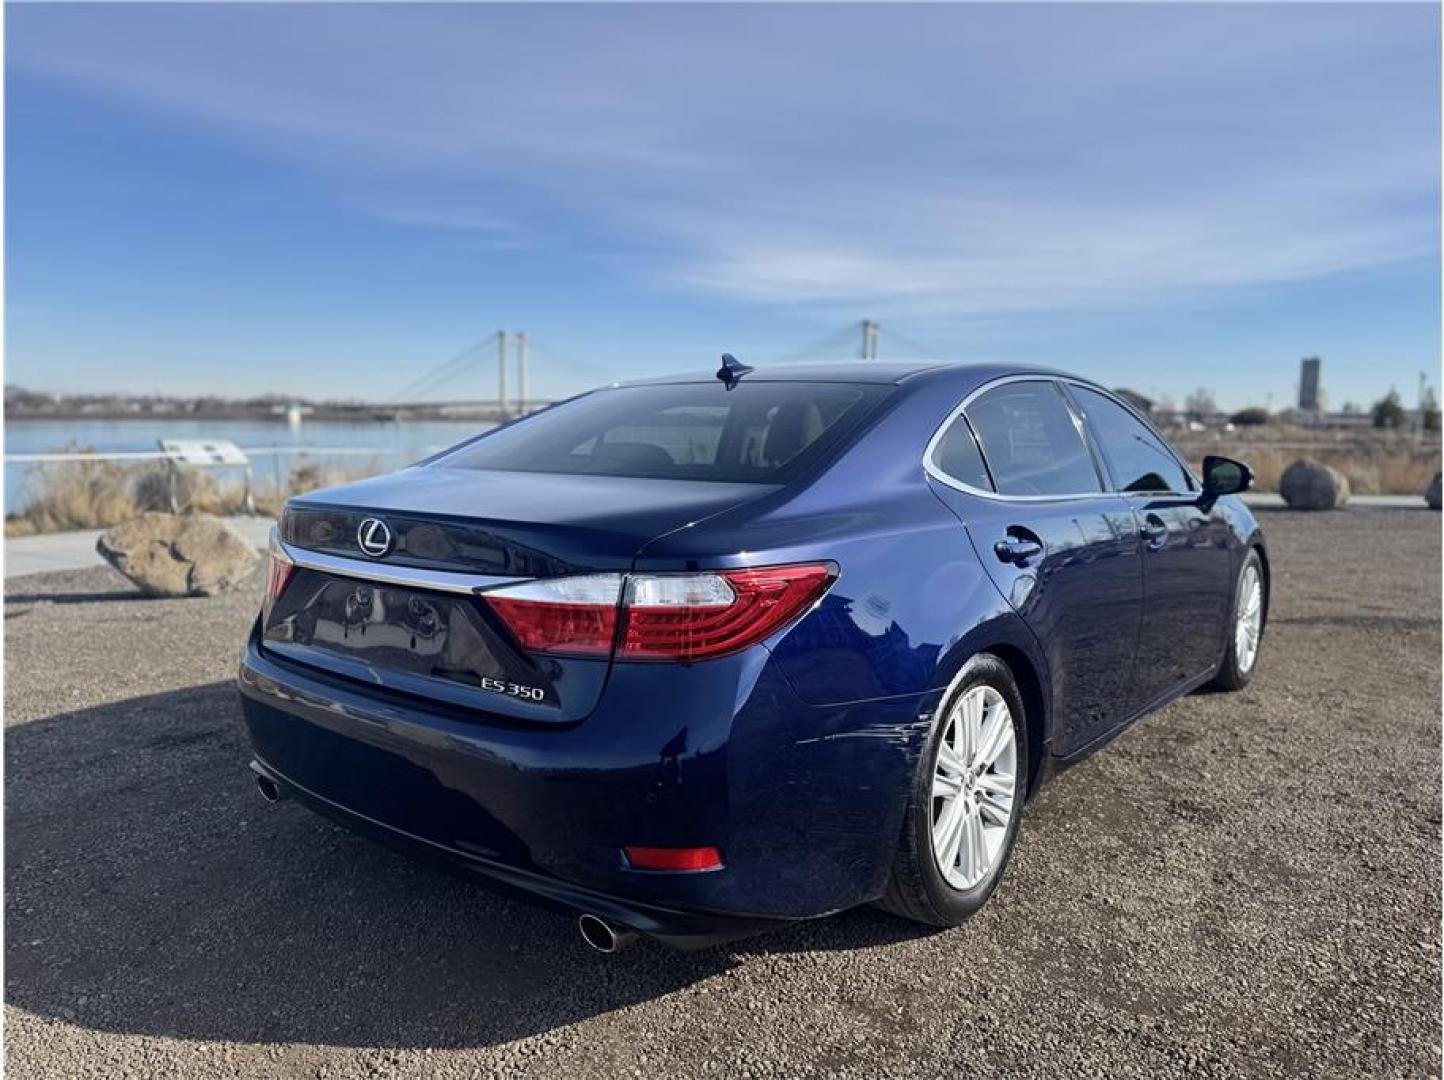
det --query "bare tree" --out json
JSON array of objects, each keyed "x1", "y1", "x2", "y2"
[{"x1": 1184, "y1": 388, "x2": 1217, "y2": 420}]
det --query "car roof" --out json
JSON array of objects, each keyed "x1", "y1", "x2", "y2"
[{"x1": 622, "y1": 359, "x2": 1075, "y2": 389}]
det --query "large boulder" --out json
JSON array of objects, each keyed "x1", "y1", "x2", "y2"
[
  {"x1": 1428, "y1": 472, "x2": 1442, "y2": 511},
  {"x1": 97, "y1": 512, "x2": 260, "y2": 597},
  {"x1": 1279, "y1": 458, "x2": 1350, "y2": 511}
]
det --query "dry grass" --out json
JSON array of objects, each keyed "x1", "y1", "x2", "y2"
[
  {"x1": 249, "y1": 459, "x2": 378, "y2": 517},
  {"x1": 5, "y1": 429, "x2": 1436, "y2": 538},
  {"x1": 1173, "y1": 426, "x2": 1440, "y2": 495},
  {"x1": 1227, "y1": 448, "x2": 1438, "y2": 495},
  {"x1": 5, "y1": 457, "x2": 379, "y2": 537},
  {"x1": 4, "y1": 460, "x2": 141, "y2": 537}
]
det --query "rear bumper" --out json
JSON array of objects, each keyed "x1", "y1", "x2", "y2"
[
  {"x1": 237, "y1": 624, "x2": 934, "y2": 940},
  {"x1": 245, "y1": 756, "x2": 786, "y2": 949}
]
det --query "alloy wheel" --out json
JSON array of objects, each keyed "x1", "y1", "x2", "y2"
[
  {"x1": 1235, "y1": 564, "x2": 1263, "y2": 674},
  {"x1": 931, "y1": 685, "x2": 1018, "y2": 891}
]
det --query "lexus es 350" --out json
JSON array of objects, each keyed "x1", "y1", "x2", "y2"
[{"x1": 238, "y1": 360, "x2": 1267, "y2": 951}]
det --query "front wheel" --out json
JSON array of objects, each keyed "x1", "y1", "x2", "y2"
[
  {"x1": 1208, "y1": 549, "x2": 1265, "y2": 692},
  {"x1": 877, "y1": 654, "x2": 1028, "y2": 927}
]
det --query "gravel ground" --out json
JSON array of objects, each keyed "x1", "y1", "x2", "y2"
[{"x1": 5, "y1": 508, "x2": 1441, "y2": 1078}]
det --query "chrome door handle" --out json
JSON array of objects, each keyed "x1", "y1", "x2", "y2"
[
  {"x1": 994, "y1": 536, "x2": 1043, "y2": 565},
  {"x1": 1140, "y1": 515, "x2": 1168, "y2": 550}
]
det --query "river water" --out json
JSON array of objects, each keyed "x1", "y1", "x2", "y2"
[{"x1": 4, "y1": 417, "x2": 493, "y2": 514}]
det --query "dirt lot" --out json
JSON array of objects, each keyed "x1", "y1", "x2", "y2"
[{"x1": 5, "y1": 509, "x2": 1441, "y2": 1078}]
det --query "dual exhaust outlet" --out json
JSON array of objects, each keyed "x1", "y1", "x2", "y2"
[
  {"x1": 251, "y1": 765, "x2": 640, "y2": 954},
  {"x1": 576, "y1": 913, "x2": 637, "y2": 954},
  {"x1": 253, "y1": 772, "x2": 284, "y2": 804}
]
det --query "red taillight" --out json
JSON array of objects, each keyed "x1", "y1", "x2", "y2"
[
  {"x1": 624, "y1": 845, "x2": 724, "y2": 872},
  {"x1": 484, "y1": 598, "x2": 618, "y2": 657},
  {"x1": 265, "y1": 555, "x2": 295, "y2": 605},
  {"x1": 261, "y1": 531, "x2": 295, "y2": 619},
  {"x1": 482, "y1": 563, "x2": 835, "y2": 662},
  {"x1": 620, "y1": 564, "x2": 836, "y2": 661},
  {"x1": 481, "y1": 574, "x2": 623, "y2": 657}
]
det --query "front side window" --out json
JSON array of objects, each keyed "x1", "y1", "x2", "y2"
[
  {"x1": 1070, "y1": 386, "x2": 1193, "y2": 494},
  {"x1": 435, "y1": 381, "x2": 889, "y2": 484},
  {"x1": 964, "y1": 382, "x2": 1102, "y2": 497}
]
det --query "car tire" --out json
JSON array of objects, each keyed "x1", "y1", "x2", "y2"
[
  {"x1": 1208, "y1": 549, "x2": 1266, "y2": 692},
  {"x1": 876, "y1": 653, "x2": 1029, "y2": 928}
]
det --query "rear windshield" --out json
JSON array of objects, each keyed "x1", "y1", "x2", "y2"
[{"x1": 435, "y1": 381, "x2": 890, "y2": 483}]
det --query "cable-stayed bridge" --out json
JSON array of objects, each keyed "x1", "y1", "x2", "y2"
[{"x1": 390, "y1": 320, "x2": 947, "y2": 419}]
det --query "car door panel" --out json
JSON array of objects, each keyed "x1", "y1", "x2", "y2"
[
  {"x1": 1127, "y1": 496, "x2": 1235, "y2": 703},
  {"x1": 925, "y1": 378, "x2": 1144, "y2": 759},
  {"x1": 1062, "y1": 384, "x2": 1235, "y2": 710},
  {"x1": 951, "y1": 495, "x2": 1144, "y2": 755}
]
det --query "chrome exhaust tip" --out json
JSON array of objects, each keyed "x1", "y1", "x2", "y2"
[
  {"x1": 578, "y1": 913, "x2": 636, "y2": 954},
  {"x1": 254, "y1": 774, "x2": 283, "y2": 803}
]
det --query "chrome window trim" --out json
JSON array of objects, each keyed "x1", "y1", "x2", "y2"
[
  {"x1": 923, "y1": 375, "x2": 1113, "y2": 502},
  {"x1": 923, "y1": 373, "x2": 1202, "y2": 502},
  {"x1": 1060, "y1": 381, "x2": 1203, "y2": 498},
  {"x1": 1056, "y1": 380, "x2": 1112, "y2": 494},
  {"x1": 272, "y1": 530, "x2": 530, "y2": 595}
]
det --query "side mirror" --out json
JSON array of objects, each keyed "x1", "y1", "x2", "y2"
[{"x1": 1201, "y1": 455, "x2": 1252, "y2": 497}]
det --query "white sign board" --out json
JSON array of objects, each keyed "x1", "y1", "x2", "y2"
[{"x1": 157, "y1": 439, "x2": 250, "y2": 468}]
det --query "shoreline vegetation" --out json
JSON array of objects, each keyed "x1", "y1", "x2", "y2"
[
  {"x1": 4, "y1": 424, "x2": 1437, "y2": 538},
  {"x1": 5, "y1": 387, "x2": 520, "y2": 424},
  {"x1": 4, "y1": 459, "x2": 376, "y2": 537}
]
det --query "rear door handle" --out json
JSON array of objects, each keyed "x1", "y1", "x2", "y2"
[
  {"x1": 1140, "y1": 514, "x2": 1168, "y2": 550},
  {"x1": 994, "y1": 536, "x2": 1044, "y2": 565}
]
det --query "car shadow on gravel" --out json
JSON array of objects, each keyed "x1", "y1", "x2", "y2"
[{"x1": 5, "y1": 681, "x2": 932, "y2": 1049}]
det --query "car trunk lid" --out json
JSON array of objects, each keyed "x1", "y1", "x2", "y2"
[{"x1": 262, "y1": 466, "x2": 772, "y2": 722}]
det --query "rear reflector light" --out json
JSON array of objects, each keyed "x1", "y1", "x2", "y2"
[
  {"x1": 624, "y1": 845, "x2": 724, "y2": 872},
  {"x1": 482, "y1": 562, "x2": 835, "y2": 662}
]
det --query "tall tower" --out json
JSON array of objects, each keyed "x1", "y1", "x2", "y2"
[
  {"x1": 516, "y1": 333, "x2": 529, "y2": 416},
  {"x1": 1298, "y1": 357, "x2": 1321, "y2": 413},
  {"x1": 860, "y1": 320, "x2": 880, "y2": 360},
  {"x1": 497, "y1": 330, "x2": 509, "y2": 417}
]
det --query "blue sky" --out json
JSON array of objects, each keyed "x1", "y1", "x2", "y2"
[{"x1": 6, "y1": 3, "x2": 1440, "y2": 410}]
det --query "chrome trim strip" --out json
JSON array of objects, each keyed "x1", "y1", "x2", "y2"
[
  {"x1": 273, "y1": 532, "x2": 529, "y2": 594},
  {"x1": 922, "y1": 373, "x2": 1202, "y2": 502},
  {"x1": 1058, "y1": 379, "x2": 1204, "y2": 495},
  {"x1": 1056, "y1": 379, "x2": 1112, "y2": 494}
]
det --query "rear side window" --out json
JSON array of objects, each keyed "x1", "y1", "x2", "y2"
[
  {"x1": 964, "y1": 382, "x2": 1102, "y2": 496},
  {"x1": 1070, "y1": 386, "x2": 1194, "y2": 494},
  {"x1": 929, "y1": 416, "x2": 993, "y2": 491},
  {"x1": 436, "y1": 382, "x2": 889, "y2": 484}
]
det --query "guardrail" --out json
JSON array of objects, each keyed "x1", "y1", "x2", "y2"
[
  {"x1": 5, "y1": 444, "x2": 434, "y2": 516},
  {"x1": 4, "y1": 447, "x2": 395, "y2": 463}
]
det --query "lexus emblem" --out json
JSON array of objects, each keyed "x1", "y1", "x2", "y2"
[{"x1": 356, "y1": 518, "x2": 393, "y2": 558}]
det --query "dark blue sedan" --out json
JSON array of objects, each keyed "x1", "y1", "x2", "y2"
[{"x1": 239, "y1": 361, "x2": 1267, "y2": 951}]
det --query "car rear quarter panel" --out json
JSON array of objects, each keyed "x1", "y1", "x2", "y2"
[{"x1": 629, "y1": 484, "x2": 1055, "y2": 903}]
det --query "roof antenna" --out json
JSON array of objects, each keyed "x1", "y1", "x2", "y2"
[{"x1": 716, "y1": 352, "x2": 754, "y2": 390}]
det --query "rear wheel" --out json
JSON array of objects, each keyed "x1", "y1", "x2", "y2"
[
  {"x1": 1208, "y1": 550, "x2": 1265, "y2": 692},
  {"x1": 877, "y1": 654, "x2": 1028, "y2": 927}
]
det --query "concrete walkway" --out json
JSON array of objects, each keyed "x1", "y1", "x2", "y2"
[
  {"x1": 1, "y1": 496, "x2": 1433, "y2": 581},
  {"x1": 4, "y1": 517, "x2": 275, "y2": 580},
  {"x1": 1241, "y1": 493, "x2": 1426, "y2": 510}
]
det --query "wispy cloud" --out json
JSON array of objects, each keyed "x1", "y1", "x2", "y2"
[
  {"x1": 10, "y1": 3, "x2": 1439, "y2": 321},
  {"x1": 649, "y1": 179, "x2": 1437, "y2": 316},
  {"x1": 357, "y1": 204, "x2": 534, "y2": 249},
  {"x1": 365, "y1": 207, "x2": 516, "y2": 234}
]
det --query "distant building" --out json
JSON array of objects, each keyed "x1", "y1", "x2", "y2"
[{"x1": 1298, "y1": 357, "x2": 1322, "y2": 412}]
